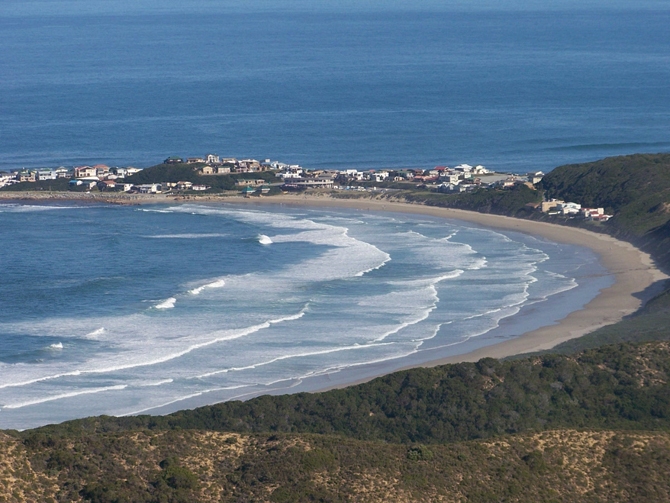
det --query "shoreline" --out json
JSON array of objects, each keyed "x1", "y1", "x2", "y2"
[
  {"x1": 3, "y1": 190, "x2": 667, "y2": 394},
  {"x1": 230, "y1": 193, "x2": 668, "y2": 368}
]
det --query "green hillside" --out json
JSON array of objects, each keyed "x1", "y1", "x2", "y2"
[
  {"x1": 540, "y1": 153, "x2": 670, "y2": 236},
  {"x1": 28, "y1": 342, "x2": 670, "y2": 444},
  {"x1": 8, "y1": 341, "x2": 670, "y2": 502},
  {"x1": 124, "y1": 163, "x2": 278, "y2": 191}
]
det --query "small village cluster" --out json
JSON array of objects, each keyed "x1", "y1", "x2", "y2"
[
  {"x1": 540, "y1": 199, "x2": 612, "y2": 221},
  {"x1": 0, "y1": 154, "x2": 610, "y2": 221}
]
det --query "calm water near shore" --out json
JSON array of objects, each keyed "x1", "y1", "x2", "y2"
[
  {"x1": 0, "y1": 202, "x2": 611, "y2": 429},
  {"x1": 1, "y1": 1, "x2": 669, "y2": 172}
]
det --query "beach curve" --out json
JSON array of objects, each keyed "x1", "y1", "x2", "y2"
[{"x1": 231, "y1": 193, "x2": 668, "y2": 368}]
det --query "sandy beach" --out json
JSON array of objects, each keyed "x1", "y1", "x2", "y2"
[
  {"x1": 2, "y1": 190, "x2": 666, "y2": 369},
  {"x1": 227, "y1": 193, "x2": 668, "y2": 369}
]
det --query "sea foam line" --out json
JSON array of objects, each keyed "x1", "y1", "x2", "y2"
[
  {"x1": 155, "y1": 297, "x2": 176, "y2": 309},
  {"x1": 144, "y1": 233, "x2": 228, "y2": 239},
  {"x1": 0, "y1": 307, "x2": 311, "y2": 390},
  {"x1": 2, "y1": 385, "x2": 127, "y2": 410},
  {"x1": 195, "y1": 341, "x2": 394, "y2": 379},
  {"x1": 189, "y1": 279, "x2": 226, "y2": 295},
  {"x1": 119, "y1": 384, "x2": 250, "y2": 416}
]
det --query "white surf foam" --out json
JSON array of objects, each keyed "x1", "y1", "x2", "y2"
[
  {"x1": 195, "y1": 341, "x2": 394, "y2": 379},
  {"x1": 189, "y1": 279, "x2": 226, "y2": 295},
  {"x1": 48, "y1": 342, "x2": 63, "y2": 350},
  {"x1": 0, "y1": 204, "x2": 79, "y2": 213},
  {"x1": 155, "y1": 297, "x2": 176, "y2": 309},
  {"x1": 2, "y1": 385, "x2": 127, "y2": 410},
  {"x1": 258, "y1": 234, "x2": 273, "y2": 245},
  {"x1": 144, "y1": 233, "x2": 229, "y2": 239},
  {"x1": 84, "y1": 327, "x2": 106, "y2": 339}
]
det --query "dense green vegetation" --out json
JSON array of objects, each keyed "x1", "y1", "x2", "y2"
[
  {"x1": 402, "y1": 184, "x2": 542, "y2": 216},
  {"x1": 124, "y1": 163, "x2": 278, "y2": 192},
  {"x1": 333, "y1": 184, "x2": 542, "y2": 217},
  {"x1": 540, "y1": 153, "x2": 670, "y2": 236},
  {"x1": 0, "y1": 178, "x2": 72, "y2": 192},
  {"x1": 29, "y1": 342, "x2": 670, "y2": 444}
]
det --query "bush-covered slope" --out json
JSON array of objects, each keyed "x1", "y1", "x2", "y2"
[
  {"x1": 6, "y1": 429, "x2": 670, "y2": 502},
  {"x1": 30, "y1": 342, "x2": 670, "y2": 445},
  {"x1": 402, "y1": 184, "x2": 542, "y2": 216},
  {"x1": 124, "y1": 163, "x2": 278, "y2": 191},
  {"x1": 540, "y1": 153, "x2": 670, "y2": 236}
]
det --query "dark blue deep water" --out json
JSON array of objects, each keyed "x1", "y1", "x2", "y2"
[{"x1": 1, "y1": 1, "x2": 669, "y2": 172}]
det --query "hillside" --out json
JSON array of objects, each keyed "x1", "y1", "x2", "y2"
[
  {"x1": 28, "y1": 342, "x2": 670, "y2": 445},
  {"x1": 540, "y1": 153, "x2": 670, "y2": 236},
  {"x1": 8, "y1": 339, "x2": 667, "y2": 501},
  {"x1": 4, "y1": 429, "x2": 670, "y2": 502},
  {"x1": 124, "y1": 163, "x2": 278, "y2": 192}
]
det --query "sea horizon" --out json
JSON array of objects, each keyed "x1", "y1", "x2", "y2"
[{"x1": 1, "y1": 3, "x2": 669, "y2": 173}]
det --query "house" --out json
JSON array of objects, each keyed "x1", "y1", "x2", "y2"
[
  {"x1": 439, "y1": 173, "x2": 461, "y2": 184},
  {"x1": 69, "y1": 179, "x2": 97, "y2": 189},
  {"x1": 97, "y1": 180, "x2": 118, "y2": 191},
  {"x1": 124, "y1": 167, "x2": 142, "y2": 176},
  {"x1": 36, "y1": 169, "x2": 56, "y2": 181},
  {"x1": 93, "y1": 164, "x2": 110, "y2": 178},
  {"x1": 528, "y1": 171, "x2": 544, "y2": 184},
  {"x1": 437, "y1": 183, "x2": 467, "y2": 193},
  {"x1": 557, "y1": 202, "x2": 581, "y2": 215},
  {"x1": 216, "y1": 166, "x2": 231, "y2": 174},
  {"x1": 74, "y1": 166, "x2": 97, "y2": 178},
  {"x1": 366, "y1": 171, "x2": 389, "y2": 183},
  {"x1": 472, "y1": 165, "x2": 490, "y2": 175},
  {"x1": 206, "y1": 154, "x2": 220, "y2": 165},
  {"x1": 135, "y1": 183, "x2": 162, "y2": 194},
  {"x1": 175, "y1": 181, "x2": 193, "y2": 191},
  {"x1": 55, "y1": 167, "x2": 71, "y2": 178},
  {"x1": 541, "y1": 199, "x2": 564, "y2": 213},
  {"x1": 164, "y1": 156, "x2": 184, "y2": 164},
  {"x1": 16, "y1": 170, "x2": 36, "y2": 182},
  {"x1": 200, "y1": 166, "x2": 215, "y2": 175},
  {"x1": 192, "y1": 184, "x2": 209, "y2": 191},
  {"x1": 186, "y1": 157, "x2": 206, "y2": 164},
  {"x1": 241, "y1": 186, "x2": 256, "y2": 196}
]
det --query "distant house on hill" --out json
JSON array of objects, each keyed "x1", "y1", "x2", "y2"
[
  {"x1": 164, "y1": 156, "x2": 183, "y2": 164},
  {"x1": 206, "y1": 154, "x2": 220, "y2": 165},
  {"x1": 74, "y1": 166, "x2": 97, "y2": 178}
]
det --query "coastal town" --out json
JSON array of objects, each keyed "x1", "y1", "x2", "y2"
[{"x1": 0, "y1": 153, "x2": 611, "y2": 221}]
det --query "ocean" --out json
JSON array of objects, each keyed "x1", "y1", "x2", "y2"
[
  {"x1": 1, "y1": 1, "x2": 669, "y2": 172},
  {"x1": 0, "y1": 202, "x2": 610, "y2": 429}
]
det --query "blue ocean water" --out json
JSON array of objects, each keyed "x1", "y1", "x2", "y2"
[
  {"x1": 0, "y1": 202, "x2": 610, "y2": 429},
  {"x1": 1, "y1": 1, "x2": 669, "y2": 172}
]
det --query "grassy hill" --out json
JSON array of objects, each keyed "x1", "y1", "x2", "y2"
[{"x1": 124, "y1": 163, "x2": 278, "y2": 192}]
